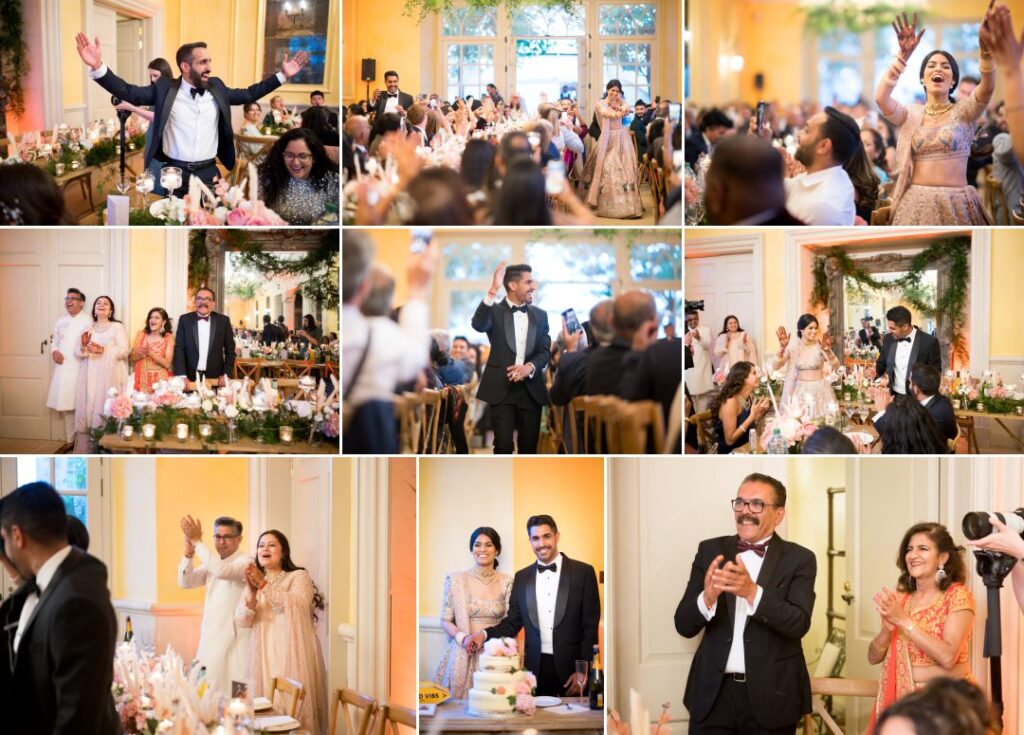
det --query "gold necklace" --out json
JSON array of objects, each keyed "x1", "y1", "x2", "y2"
[
  {"x1": 924, "y1": 101, "x2": 954, "y2": 117},
  {"x1": 471, "y1": 566, "x2": 497, "y2": 584}
]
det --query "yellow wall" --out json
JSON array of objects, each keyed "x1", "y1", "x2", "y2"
[
  {"x1": 419, "y1": 457, "x2": 605, "y2": 616},
  {"x1": 129, "y1": 231, "x2": 167, "y2": 342},
  {"x1": 691, "y1": 0, "x2": 1024, "y2": 105},
  {"x1": 990, "y1": 232, "x2": 1024, "y2": 358},
  {"x1": 329, "y1": 458, "x2": 354, "y2": 697},
  {"x1": 61, "y1": 1, "x2": 85, "y2": 107}
]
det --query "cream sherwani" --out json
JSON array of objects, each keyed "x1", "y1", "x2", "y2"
[
  {"x1": 46, "y1": 310, "x2": 92, "y2": 441},
  {"x1": 686, "y1": 325, "x2": 715, "y2": 412},
  {"x1": 178, "y1": 543, "x2": 251, "y2": 695}
]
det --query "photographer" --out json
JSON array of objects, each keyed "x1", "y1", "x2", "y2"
[
  {"x1": 684, "y1": 302, "x2": 714, "y2": 412},
  {"x1": 965, "y1": 512, "x2": 1024, "y2": 613}
]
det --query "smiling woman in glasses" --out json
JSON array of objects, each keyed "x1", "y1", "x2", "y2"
[{"x1": 257, "y1": 127, "x2": 339, "y2": 225}]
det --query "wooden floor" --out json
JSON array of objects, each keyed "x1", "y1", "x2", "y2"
[
  {"x1": 0, "y1": 438, "x2": 68, "y2": 454},
  {"x1": 596, "y1": 182, "x2": 658, "y2": 225}
]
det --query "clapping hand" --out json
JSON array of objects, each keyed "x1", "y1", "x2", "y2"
[
  {"x1": 245, "y1": 562, "x2": 267, "y2": 592},
  {"x1": 892, "y1": 12, "x2": 925, "y2": 63},
  {"x1": 751, "y1": 396, "x2": 771, "y2": 420},
  {"x1": 873, "y1": 587, "x2": 907, "y2": 629},
  {"x1": 701, "y1": 554, "x2": 726, "y2": 608},
  {"x1": 180, "y1": 515, "x2": 203, "y2": 544},
  {"x1": 280, "y1": 51, "x2": 310, "y2": 80},
  {"x1": 75, "y1": 32, "x2": 103, "y2": 70},
  {"x1": 81, "y1": 331, "x2": 92, "y2": 348},
  {"x1": 712, "y1": 557, "x2": 758, "y2": 604}
]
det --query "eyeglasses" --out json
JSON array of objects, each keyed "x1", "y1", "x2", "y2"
[
  {"x1": 64, "y1": 297, "x2": 83, "y2": 302},
  {"x1": 213, "y1": 534, "x2": 239, "y2": 541},
  {"x1": 731, "y1": 498, "x2": 781, "y2": 513},
  {"x1": 195, "y1": 296, "x2": 213, "y2": 303},
  {"x1": 283, "y1": 152, "x2": 313, "y2": 163}
]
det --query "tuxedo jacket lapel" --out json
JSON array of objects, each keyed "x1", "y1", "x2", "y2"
[
  {"x1": 756, "y1": 535, "x2": 783, "y2": 591},
  {"x1": 553, "y1": 555, "x2": 571, "y2": 628},
  {"x1": 208, "y1": 313, "x2": 221, "y2": 365},
  {"x1": 723, "y1": 536, "x2": 738, "y2": 627},
  {"x1": 908, "y1": 330, "x2": 922, "y2": 371},
  {"x1": 526, "y1": 309, "x2": 538, "y2": 362},
  {"x1": 502, "y1": 303, "x2": 516, "y2": 356},
  {"x1": 523, "y1": 565, "x2": 540, "y2": 631},
  {"x1": 13, "y1": 552, "x2": 78, "y2": 669},
  {"x1": 211, "y1": 82, "x2": 230, "y2": 127},
  {"x1": 190, "y1": 313, "x2": 200, "y2": 364}
]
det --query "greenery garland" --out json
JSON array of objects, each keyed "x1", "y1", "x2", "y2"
[
  {"x1": 798, "y1": 2, "x2": 926, "y2": 36},
  {"x1": 403, "y1": 0, "x2": 579, "y2": 22},
  {"x1": 810, "y1": 237, "x2": 970, "y2": 360},
  {"x1": 0, "y1": 0, "x2": 29, "y2": 149}
]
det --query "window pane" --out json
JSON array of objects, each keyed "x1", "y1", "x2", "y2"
[
  {"x1": 818, "y1": 30, "x2": 861, "y2": 56},
  {"x1": 630, "y1": 243, "x2": 682, "y2": 280},
  {"x1": 443, "y1": 243, "x2": 513, "y2": 280},
  {"x1": 447, "y1": 44, "x2": 460, "y2": 65},
  {"x1": 652, "y1": 289, "x2": 683, "y2": 328},
  {"x1": 943, "y1": 23, "x2": 981, "y2": 56},
  {"x1": 449, "y1": 291, "x2": 489, "y2": 344},
  {"x1": 524, "y1": 242, "x2": 616, "y2": 281},
  {"x1": 54, "y1": 458, "x2": 87, "y2": 492},
  {"x1": 599, "y1": 4, "x2": 656, "y2": 36},
  {"x1": 510, "y1": 5, "x2": 586, "y2": 35},
  {"x1": 62, "y1": 495, "x2": 88, "y2": 526},
  {"x1": 443, "y1": 6, "x2": 496, "y2": 36},
  {"x1": 817, "y1": 58, "x2": 862, "y2": 106},
  {"x1": 17, "y1": 457, "x2": 51, "y2": 485},
  {"x1": 535, "y1": 282, "x2": 615, "y2": 339}
]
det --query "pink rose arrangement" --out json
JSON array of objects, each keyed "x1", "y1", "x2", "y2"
[
  {"x1": 110, "y1": 394, "x2": 133, "y2": 420},
  {"x1": 515, "y1": 693, "x2": 537, "y2": 715},
  {"x1": 321, "y1": 411, "x2": 340, "y2": 438},
  {"x1": 483, "y1": 637, "x2": 519, "y2": 657}
]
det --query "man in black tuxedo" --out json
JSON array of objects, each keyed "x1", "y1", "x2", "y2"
[
  {"x1": 685, "y1": 107, "x2": 734, "y2": 166},
  {"x1": 675, "y1": 473, "x2": 815, "y2": 734},
  {"x1": 173, "y1": 287, "x2": 236, "y2": 386},
  {"x1": 871, "y1": 305, "x2": 942, "y2": 396},
  {"x1": 471, "y1": 263, "x2": 550, "y2": 454},
  {"x1": 371, "y1": 70, "x2": 414, "y2": 141},
  {"x1": 1, "y1": 482, "x2": 119, "y2": 735},
  {"x1": 872, "y1": 363, "x2": 958, "y2": 441},
  {"x1": 467, "y1": 515, "x2": 601, "y2": 697},
  {"x1": 586, "y1": 290, "x2": 658, "y2": 396},
  {"x1": 76, "y1": 33, "x2": 308, "y2": 190},
  {"x1": 858, "y1": 317, "x2": 882, "y2": 350}
]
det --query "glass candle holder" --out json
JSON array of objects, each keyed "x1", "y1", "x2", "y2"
[
  {"x1": 55, "y1": 162, "x2": 65, "y2": 176},
  {"x1": 976, "y1": 402, "x2": 986, "y2": 413},
  {"x1": 71, "y1": 160, "x2": 81, "y2": 170},
  {"x1": 120, "y1": 424, "x2": 134, "y2": 440},
  {"x1": 198, "y1": 423, "x2": 213, "y2": 440},
  {"x1": 175, "y1": 423, "x2": 189, "y2": 442},
  {"x1": 279, "y1": 425, "x2": 294, "y2": 444},
  {"x1": 1016, "y1": 406, "x2": 1024, "y2": 416},
  {"x1": 142, "y1": 423, "x2": 156, "y2": 439},
  {"x1": 952, "y1": 399, "x2": 961, "y2": 410}
]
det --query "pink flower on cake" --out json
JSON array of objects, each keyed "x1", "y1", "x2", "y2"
[
  {"x1": 523, "y1": 672, "x2": 537, "y2": 690},
  {"x1": 515, "y1": 694, "x2": 536, "y2": 715},
  {"x1": 514, "y1": 680, "x2": 532, "y2": 696}
]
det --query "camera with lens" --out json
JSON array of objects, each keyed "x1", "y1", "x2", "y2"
[
  {"x1": 962, "y1": 509, "x2": 1024, "y2": 541},
  {"x1": 685, "y1": 299, "x2": 705, "y2": 313}
]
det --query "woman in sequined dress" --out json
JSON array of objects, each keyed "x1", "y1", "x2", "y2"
[
  {"x1": 434, "y1": 527, "x2": 512, "y2": 699},
  {"x1": 258, "y1": 128, "x2": 339, "y2": 225}
]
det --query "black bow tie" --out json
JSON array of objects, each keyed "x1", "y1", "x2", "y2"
[
  {"x1": 198, "y1": 315, "x2": 210, "y2": 322},
  {"x1": 897, "y1": 337, "x2": 911, "y2": 343},
  {"x1": 736, "y1": 540, "x2": 768, "y2": 557},
  {"x1": 510, "y1": 304, "x2": 528, "y2": 314},
  {"x1": 538, "y1": 563, "x2": 557, "y2": 573},
  {"x1": 22, "y1": 578, "x2": 40, "y2": 596},
  {"x1": 386, "y1": 93, "x2": 398, "y2": 98},
  {"x1": 190, "y1": 87, "x2": 206, "y2": 98}
]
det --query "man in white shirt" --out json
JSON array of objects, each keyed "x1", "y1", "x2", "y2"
[
  {"x1": 468, "y1": 514, "x2": 601, "y2": 697},
  {"x1": 75, "y1": 33, "x2": 309, "y2": 190},
  {"x1": 178, "y1": 515, "x2": 251, "y2": 696},
  {"x1": 46, "y1": 288, "x2": 92, "y2": 446},
  {"x1": 783, "y1": 106, "x2": 860, "y2": 225},
  {"x1": 675, "y1": 473, "x2": 816, "y2": 733},
  {"x1": 684, "y1": 307, "x2": 715, "y2": 413}
]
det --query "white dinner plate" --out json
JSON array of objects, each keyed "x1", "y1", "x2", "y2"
[
  {"x1": 252, "y1": 696, "x2": 273, "y2": 711},
  {"x1": 253, "y1": 715, "x2": 301, "y2": 732},
  {"x1": 534, "y1": 696, "x2": 562, "y2": 707},
  {"x1": 844, "y1": 431, "x2": 873, "y2": 446}
]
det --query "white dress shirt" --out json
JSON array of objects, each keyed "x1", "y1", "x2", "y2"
[
  {"x1": 341, "y1": 302, "x2": 431, "y2": 405},
  {"x1": 784, "y1": 165, "x2": 856, "y2": 225},
  {"x1": 536, "y1": 553, "x2": 564, "y2": 655},
  {"x1": 197, "y1": 315, "x2": 212, "y2": 372},
  {"x1": 383, "y1": 92, "x2": 401, "y2": 115},
  {"x1": 696, "y1": 537, "x2": 770, "y2": 674},
  {"x1": 892, "y1": 328, "x2": 918, "y2": 395},
  {"x1": 89, "y1": 64, "x2": 285, "y2": 163},
  {"x1": 507, "y1": 298, "x2": 529, "y2": 366},
  {"x1": 14, "y1": 544, "x2": 73, "y2": 653}
]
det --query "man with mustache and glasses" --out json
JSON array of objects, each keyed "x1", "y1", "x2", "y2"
[
  {"x1": 465, "y1": 514, "x2": 600, "y2": 697},
  {"x1": 675, "y1": 473, "x2": 816, "y2": 734},
  {"x1": 75, "y1": 33, "x2": 309, "y2": 190}
]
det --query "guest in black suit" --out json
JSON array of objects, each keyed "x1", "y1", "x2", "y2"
[
  {"x1": 471, "y1": 263, "x2": 550, "y2": 454},
  {"x1": 871, "y1": 306, "x2": 942, "y2": 395},
  {"x1": 705, "y1": 135, "x2": 806, "y2": 225},
  {"x1": 550, "y1": 300, "x2": 614, "y2": 408},
  {"x1": 172, "y1": 287, "x2": 236, "y2": 385},
  {"x1": 858, "y1": 317, "x2": 883, "y2": 350},
  {"x1": 467, "y1": 515, "x2": 601, "y2": 697},
  {"x1": 685, "y1": 107, "x2": 734, "y2": 166},
  {"x1": 873, "y1": 363, "x2": 958, "y2": 443},
  {"x1": 1, "y1": 482, "x2": 119, "y2": 735},
  {"x1": 309, "y1": 89, "x2": 339, "y2": 128},
  {"x1": 675, "y1": 473, "x2": 816, "y2": 734},
  {"x1": 585, "y1": 291, "x2": 658, "y2": 396},
  {"x1": 76, "y1": 34, "x2": 308, "y2": 190},
  {"x1": 371, "y1": 71, "x2": 414, "y2": 140},
  {"x1": 621, "y1": 335, "x2": 684, "y2": 442},
  {"x1": 260, "y1": 313, "x2": 280, "y2": 345}
]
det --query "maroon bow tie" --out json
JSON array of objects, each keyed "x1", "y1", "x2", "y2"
[
  {"x1": 736, "y1": 540, "x2": 768, "y2": 557},
  {"x1": 198, "y1": 316, "x2": 210, "y2": 322}
]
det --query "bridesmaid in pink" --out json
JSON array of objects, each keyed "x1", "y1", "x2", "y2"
[
  {"x1": 236, "y1": 530, "x2": 327, "y2": 734},
  {"x1": 585, "y1": 79, "x2": 644, "y2": 219},
  {"x1": 131, "y1": 308, "x2": 174, "y2": 391},
  {"x1": 435, "y1": 527, "x2": 512, "y2": 698}
]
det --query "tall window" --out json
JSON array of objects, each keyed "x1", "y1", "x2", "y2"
[
  {"x1": 16, "y1": 457, "x2": 89, "y2": 524},
  {"x1": 599, "y1": 3, "x2": 656, "y2": 104},
  {"x1": 510, "y1": 6, "x2": 586, "y2": 35},
  {"x1": 442, "y1": 7, "x2": 497, "y2": 101}
]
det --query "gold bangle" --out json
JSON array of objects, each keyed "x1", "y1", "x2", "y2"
[{"x1": 980, "y1": 60, "x2": 995, "y2": 74}]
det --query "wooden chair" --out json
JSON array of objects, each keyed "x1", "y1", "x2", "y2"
[
  {"x1": 956, "y1": 414, "x2": 979, "y2": 454},
  {"x1": 648, "y1": 160, "x2": 665, "y2": 216},
  {"x1": 60, "y1": 169, "x2": 97, "y2": 223},
  {"x1": 870, "y1": 205, "x2": 892, "y2": 226},
  {"x1": 280, "y1": 359, "x2": 314, "y2": 379},
  {"x1": 629, "y1": 130, "x2": 647, "y2": 185},
  {"x1": 370, "y1": 703, "x2": 416, "y2": 735},
  {"x1": 234, "y1": 358, "x2": 262, "y2": 381},
  {"x1": 686, "y1": 410, "x2": 716, "y2": 453},
  {"x1": 329, "y1": 688, "x2": 379, "y2": 735},
  {"x1": 547, "y1": 403, "x2": 567, "y2": 454},
  {"x1": 270, "y1": 677, "x2": 306, "y2": 719},
  {"x1": 802, "y1": 678, "x2": 878, "y2": 735},
  {"x1": 618, "y1": 400, "x2": 666, "y2": 454},
  {"x1": 231, "y1": 132, "x2": 276, "y2": 183},
  {"x1": 948, "y1": 422, "x2": 962, "y2": 454},
  {"x1": 985, "y1": 174, "x2": 1009, "y2": 224},
  {"x1": 1013, "y1": 207, "x2": 1024, "y2": 225}
]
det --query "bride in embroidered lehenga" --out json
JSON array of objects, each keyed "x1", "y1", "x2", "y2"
[{"x1": 583, "y1": 79, "x2": 644, "y2": 219}]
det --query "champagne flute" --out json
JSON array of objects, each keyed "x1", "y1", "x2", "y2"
[{"x1": 573, "y1": 659, "x2": 589, "y2": 709}]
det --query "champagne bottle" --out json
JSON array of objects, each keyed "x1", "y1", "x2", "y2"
[
  {"x1": 124, "y1": 615, "x2": 134, "y2": 643},
  {"x1": 588, "y1": 644, "x2": 604, "y2": 710}
]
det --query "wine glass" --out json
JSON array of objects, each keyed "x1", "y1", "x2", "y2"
[
  {"x1": 115, "y1": 175, "x2": 131, "y2": 196},
  {"x1": 857, "y1": 400, "x2": 870, "y2": 426},
  {"x1": 573, "y1": 659, "x2": 589, "y2": 709},
  {"x1": 159, "y1": 165, "x2": 182, "y2": 199},
  {"x1": 135, "y1": 172, "x2": 155, "y2": 210},
  {"x1": 844, "y1": 401, "x2": 856, "y2": 429}
]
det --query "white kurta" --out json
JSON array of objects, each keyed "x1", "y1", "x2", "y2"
[
  {"x1": 46, "y1": 311, "x2": 92, "y2": 411},
  {"x1": 685, "y1": 325, "x2": 715, "y2": 396},
  {"x1": 178, "y1": 543, "x2": 251, "y2": 696}
]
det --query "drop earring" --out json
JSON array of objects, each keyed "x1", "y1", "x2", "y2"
[{"x1": 935, "y1": 564, "x2": 948, "y2": 583}]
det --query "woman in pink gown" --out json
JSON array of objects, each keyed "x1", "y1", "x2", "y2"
[
  {"x1": 131, "y1": 307, "x2": 174, "y2": 392},
  {"x1": 73, "y1": 295, "x2": 129, "y2": 453},
  {"x1": 434, "y1": 527, "x2": 512, "y2": 698},
  {"x1": 585, "y1": 79, "x2": 644, "y2": 219},
  {"x1": 236, "y1": 530, "x2": 327, "y2": 734}
]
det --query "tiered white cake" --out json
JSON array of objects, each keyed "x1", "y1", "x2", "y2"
[{"x1": 467, "y1": 638, "x2": 534, "y2": 716}]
